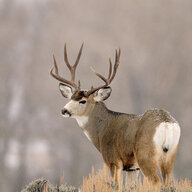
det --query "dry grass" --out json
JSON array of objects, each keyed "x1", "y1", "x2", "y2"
[
  {"x1": 21, "y1": 165, "x2": 192, "y2": 192},
  {"x1": 81, "y1": 165, "x2": 192, "y2": 192}
]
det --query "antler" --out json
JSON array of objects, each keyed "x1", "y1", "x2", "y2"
[
  {"x1": 50, "y1": 43, "x2": 83, "y2": 90},
  {"x1": 85, "y1": 49, "x2": 121, "y2": 96}
]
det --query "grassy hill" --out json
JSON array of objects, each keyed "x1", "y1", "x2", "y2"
[{"x1": 21, "y1": 165, "x2": 192, "y2": 192}]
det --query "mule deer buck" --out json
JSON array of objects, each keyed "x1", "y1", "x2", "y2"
[{"x1": 50, "y1": 44, "x2": 180, "y2": 189}]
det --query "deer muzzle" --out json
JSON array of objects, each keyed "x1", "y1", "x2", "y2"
[{"x1": 61, "y1": 109, "x2": 71, "y2": 117}]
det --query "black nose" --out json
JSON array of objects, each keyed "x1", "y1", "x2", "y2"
[
  {"x1": 61, "y1": 109, "x2": 67, "y2": 115},
  {"x1": 61, "y1": 109, "x2": 71, "y2": 116}
]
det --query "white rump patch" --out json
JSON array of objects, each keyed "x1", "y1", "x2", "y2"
[
  {"x1": 75, "y1": 116, "x2": 89, "y2": 127},
  {"x1": 153, "y1": 122, "x2": 180, "y2": 154}
]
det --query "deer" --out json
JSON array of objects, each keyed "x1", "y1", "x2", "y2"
[{"x1": 50, "y1": 44, "x2": 180, "y2": 190}]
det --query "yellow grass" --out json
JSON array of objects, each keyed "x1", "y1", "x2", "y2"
[
  {"x1": 22, "y1": 165, "x2": 192, "y2": 192},
  {"x1": 81, "y1": 165, "x2": 192, "y2": 192}
]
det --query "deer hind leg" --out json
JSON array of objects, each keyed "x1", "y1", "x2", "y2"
[
  {"x1": 160, "y1": 149, "x2": 177, "y2": 185},
  {"x1": 134, "y1": 145, "x2": 161, "y2": 185},
  {"x1": 138, "y1": 158, "x2": 160, "y2": 185},
  {"x1": 160, "y1": 162, "x2": 172, "y2": 185}
]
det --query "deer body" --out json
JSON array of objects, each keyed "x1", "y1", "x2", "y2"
[
  {"x1": 69, "y1": 100, "x2": 180, "y2": 185},
  {"x1": 74, "y1": 102, "x2": 136, "y2": 158},
  {"x1": 50, "y1": 44, "x2": 180, "y2": 189}
]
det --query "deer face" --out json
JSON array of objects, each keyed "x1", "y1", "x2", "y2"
[
  {"x1": 50, "y1": 43, "x2": 120, "y2": 119},
  {"x1": 61, "y1": 98, "x2": 88, "y2": 118},
  {"x1": 59, "y1": 83, "x2": 112, "y2": 118}
]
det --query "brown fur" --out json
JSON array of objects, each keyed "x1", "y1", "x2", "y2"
[
  {"x1": 52, "y1": 46, "x2": 180, "y2": 189},
  {"x1": 58, "y1": 90, "x2": 180, "y2": 189},
  {"x1": 76, "y1": 99, "x2": 179, "y2": 188},
  {"x1": 159, "y1": 147, "x2": 177, "y2": 185},
  {"x1": 132, "y1": 110, "x2": 178, "y2": 185},
  {"x1": 71, "y1": 91, "x2": 86, "y2": 101}
]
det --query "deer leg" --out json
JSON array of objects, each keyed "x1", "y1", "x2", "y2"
[
  {"x1": 160, "y1": 163, "x2": 172, "y2": 185},
  {"x1": 109, "y1": 163, "x2": 123, "y2": 191},
  {"x1": 109, "y1": 164, "x2": 116, "y2": 179},
  {"x1": 134, "y1": 147, "x2": 161, "y2": 185},
  {"x1": 137, "y1": 157, "x2": 161, "y2": 185},
  {"x1": 134, "y1": 140, "x2": 161, "y2": 185},
  {"x1": 125, "y1": 168, "x2": 139, "y2": 189},
  {"x1": 160, "y1": 150, "x2": 176, "y2": 185},
  {"x1": 116, "y1": 166, "x2": 123, "y2": 191}
]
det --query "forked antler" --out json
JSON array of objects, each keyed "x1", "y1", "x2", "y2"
[
  {"x1": 85, "y1": 49, "x2": 121, "y2": 96},
  {"x1": 50, "y1": 43, "x2": 83, "y2": 90},
  {"x1": 50, "y1": 44, "x2": 120, "y2": 97}
]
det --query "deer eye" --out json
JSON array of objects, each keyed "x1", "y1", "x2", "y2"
[{"x1": 79, "y1": 100, "x2": 86, "y2": 104}]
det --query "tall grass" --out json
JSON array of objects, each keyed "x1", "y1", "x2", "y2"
[
  {"x1": 81, "y1": 165, "x2": 192, "y2": 192},
  {"x1": 22, "y1": 165, "x2": 192, "y2": 192}
]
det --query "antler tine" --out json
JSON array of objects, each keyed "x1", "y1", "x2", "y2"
[
  {"x1": 51, "y1": 43, "x2": 84, "y2": 90},
  {"x1": 50, "y1": 54, "x2": 78, "y2": 89},
  {"x1": 90, "y1": 66, "x2": 108, "y2": 85},
  {"x1": 64, "y1": 43, "x2": 75, "y2": 82},
  {"x1": 86, "y1": 48, "x2": 120, "y2": 96},
  {"x1": 109, "y1": 48, "x2": 121, "y2": 84},
  {"x1": 74, "y1": 43, "x2": 84, "y2": 67},
  {"x1": 64, "y1": 43, "x2": 83, "y2": 84},
  {"x1": 78, "y1": 80, "x2": 81, "y2": 91},
  {"x1": 108, "y1": 58, "x2": 112, "y2": 79},
  {"x1": 53, "y1": 54, "x2": 59, "y2": 74},
  {"x1": 64, "y1": 43, "x2": 71, "y2": 70}
]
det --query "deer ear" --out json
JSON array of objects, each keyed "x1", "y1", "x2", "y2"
[
  {"x1": 59, "y1": 83, "x2": 73, "y2": 98},
  {"x1": 93, "y1": 87, "x2": 112, "y2": 102}
]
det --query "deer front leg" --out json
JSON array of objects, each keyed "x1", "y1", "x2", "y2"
[{"x1": 109, "y1": 163, "x2": 123, "y2": 191}]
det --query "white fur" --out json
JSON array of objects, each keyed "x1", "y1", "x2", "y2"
[
  {"x1": 75, "y1": 116, "x2": 89, "y2": 127},
  {"x1": 94, "y1": 87, "x2": 112, "y2": 102},
  {"x1": 64, "y1": 100, "x2": 75, "y2": 111},
  {"x1": 74, "y1": 116, "x2": 92, "y2": 142},
  {"x1": 153, "y1": 122, "x2": 180, "y2": 155},
  {"x1": 83, "y1": 130, "x2": 92, "y2": 142},
  {"x1": 59, "y1": 84, "x2": 73, "y2": 98},
  {"x1": 62, "y1": 113, "x2": 70, "y2": 118}
]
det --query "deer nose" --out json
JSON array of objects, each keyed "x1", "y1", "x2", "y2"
[{"x1": 61, "y1": 109, "x2": 71, "y2": 116}]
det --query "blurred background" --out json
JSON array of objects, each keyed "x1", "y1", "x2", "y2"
[{"x1": 0, "y1": 0, "x2": 192, "y2": 191}]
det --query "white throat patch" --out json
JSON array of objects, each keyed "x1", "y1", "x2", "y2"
[
  {"x1": 83, "y1": 130, "x2": 92, "y2": 142},
  {"x1": 74, "y1": 116, "x2": 92, "y2": 142},
  {"x1": 75, "y1": 116, "x2": 89, "y2": 127}
]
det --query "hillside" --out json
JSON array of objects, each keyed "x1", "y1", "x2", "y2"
[{"x1": 21, "y1": 166, "x2": 192, "y2": 192}]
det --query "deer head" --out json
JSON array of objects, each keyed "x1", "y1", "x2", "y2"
[{"x1": 50, "y1": 43, "x2": 120, "y2": 118}]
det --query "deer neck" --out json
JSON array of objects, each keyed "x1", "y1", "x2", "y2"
[{"x1": 74, "y1": 102, "x2": 112, "y2": 150}]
